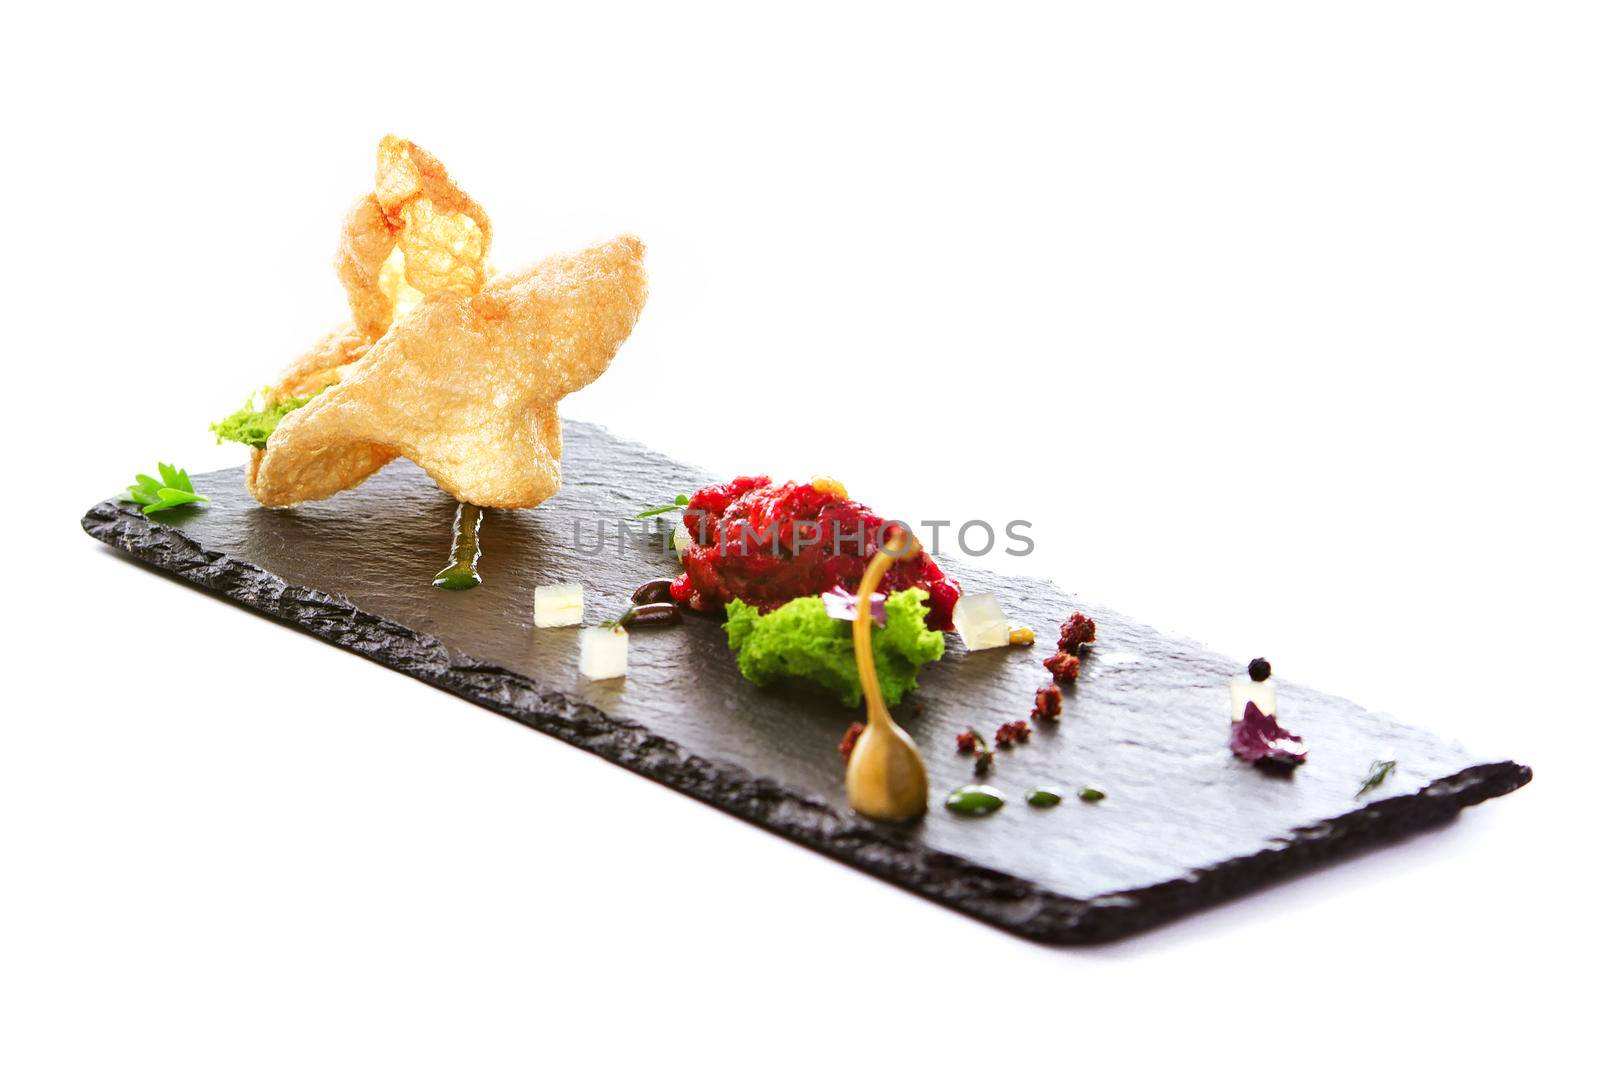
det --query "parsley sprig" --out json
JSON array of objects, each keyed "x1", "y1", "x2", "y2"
[
  {"x1": 636, "y1": 493, "x2": 690, "y2": 519},
  {"x1": 125, "y1": 463, "x2": 208, "y2": 515},
  {"x1": 1356, "y1": 758, "x2": 1398, "y2": 798}
]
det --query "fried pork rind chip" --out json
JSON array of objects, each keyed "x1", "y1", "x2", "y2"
[
  {"x1": 250, "y1": 235, "x2": 648, "y2": 508},
  {"x1": 333, "y1": 195, "x2": 399, "y2": 343},
  {"x1": 264, "y1": 322, "x2": 371, "y2": 404},
  {"x1": 335, "y1": 135, "x2": 493, "y2": 343},
  {"x1": 245, "y1": 137, "x2": 647, "y2": 510}
]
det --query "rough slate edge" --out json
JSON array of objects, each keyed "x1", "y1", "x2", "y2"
[{"x1": 81, "y1": 498, "x2": 1531, "y2": 945}]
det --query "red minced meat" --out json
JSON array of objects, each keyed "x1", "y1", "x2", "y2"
[{"x1": 668, "y1": 476, "x2": 962, "y2": 630}]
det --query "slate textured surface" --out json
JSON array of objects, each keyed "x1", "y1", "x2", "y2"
[{"x1": 82, "y1": 421, "x2": 1530, "y2": 943}]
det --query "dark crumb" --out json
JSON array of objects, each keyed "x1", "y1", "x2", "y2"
[
  {"x1": 1248, "y1": 657, "x2": 1272, "y2": 682},
  {"x1": 974, "y1": 749, "x2": 994, "y2": 775},
  {"x1": 1058, "y1": 612, "x2": 1097, "y2": 653},
  {"x1": 1032, "y1": 684, "x2": 1063, "y2": 720},
  {"x1": 904, "y1": 699, "x2": 924, "y2": 717},
  {"x1": 838, "y1": 721, "x2": 865, "y2": 762},
  {"x1": 1043, "y1": 651, "x2": 1080, "y2": 682},
  {"x1": 955, "y1": 729, "x2": 978, "y2": 754},
  {"x1": 995, "y1": 720, "x2": 1032, "y2": 747}
]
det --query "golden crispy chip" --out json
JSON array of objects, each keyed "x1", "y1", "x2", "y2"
[
  {"x1": 335, "y1": 136, "x2": 493, "y2": 339},
  {"x1": 250, "y1": 235, "x2": 647, "y2": 508},
  {"x1": 243, "y1": 135, "x2": 644, "y2": 509},
  {"x1": 334, "y1": 195, "x2": 398, "y2": 340},
  {"x1": 374, "y1": 135, "x2": 492, "y2": 296},
  {"x1": 264, "y1": 322, "x2": 371, "y2": 404}
]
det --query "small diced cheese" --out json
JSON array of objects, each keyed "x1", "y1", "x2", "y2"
[
  {"x1": 535, "y1": 583, "x2": 585, "y2": 628},
  {"x1": 580, "y1": 626, "x2": 629, "y2": 680},
  {"x1": 1230, "y1": 677, "x2": 1277, "y2": 721},
  {"x1": 953, "y1": 593, "x2": 1011, "y2": 651}
]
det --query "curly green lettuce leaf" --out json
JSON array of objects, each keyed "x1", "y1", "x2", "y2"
[
  {"x1": 724, "y1": 588, "x2": 945, "y2": 707},
  {"x1": 210, "y1": 390, "x2": 318, "y2": 449}
]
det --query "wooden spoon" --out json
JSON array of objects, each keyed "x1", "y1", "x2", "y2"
[{"x1": 844, "y1": 529, "x2": 930, "y2": 821}]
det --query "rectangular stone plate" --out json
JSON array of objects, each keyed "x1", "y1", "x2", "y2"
[{"x1": 83, "y1": 421, "x2": 1530, "y2": 943}]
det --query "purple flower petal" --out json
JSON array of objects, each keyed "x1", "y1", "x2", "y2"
[
  {"x1": 821, "y1": 585, "x2": 886, "y2": 627},
  {"x1": 1230, "y1": 701, "x2": 1308, "y2": 767}
]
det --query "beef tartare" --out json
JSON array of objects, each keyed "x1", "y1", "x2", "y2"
[{"x1": 668, "y1": 475, "x2": 962, "y2": 630}]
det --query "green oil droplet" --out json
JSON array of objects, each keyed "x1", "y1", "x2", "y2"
[
  {"x1": 945, "y1": 784, "x2": 1005, "y2": 816},
  {"x1": 1026, "y1": 787, "x2": 1063, "y2": 808}
]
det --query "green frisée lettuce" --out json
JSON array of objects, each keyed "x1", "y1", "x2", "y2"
[
  {"x1": 723, "y1": 588, "x2": 945, "y2": 707},
  {"x1": 210, "y1": 389, "x2": 318, "y2": 448}
]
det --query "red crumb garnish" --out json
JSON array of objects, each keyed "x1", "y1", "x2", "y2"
[
  {"x1": 1058, "y1": 612, "x2": 1096, "y2": 653},
  {"x1": 1032, "y1": 684, "x2": 1063, "y2": 720},
  {"x1": 1043, "y1": 651, "x2": 1081, "y2": 682},
  {"x1": 995, "y1": 720, "x2": 1032, "y2": 747},
  {"x1": 955, "y1": 729, "x2": 978, "y2": 754},
  {"x1": 838, "y1": 721, "x2": 865, "y2": 762}
]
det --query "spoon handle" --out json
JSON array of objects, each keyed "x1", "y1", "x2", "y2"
[{"x1": 853, "y1": 527, "x2": 913, "y2": 730}]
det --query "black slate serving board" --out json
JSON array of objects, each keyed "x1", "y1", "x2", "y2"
[{"x1": 83, "y1": 421, "x2": 1530, "y2": 943}]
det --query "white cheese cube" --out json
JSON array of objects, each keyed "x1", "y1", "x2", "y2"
[
  {"x1": 534, "y1": 583, "x2": 585, "y2": 628},
  {"x1": 953, "y1": 593, "x2": 1011, "y2": 651},
  {"x1": 1230, "y1": 676, "x2": 1277, "y2": 721},
  {"x1": 580, "y1": 626, "x2": 629, "y2": 680}
]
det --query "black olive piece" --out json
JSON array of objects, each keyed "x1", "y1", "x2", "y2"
[
  {"x1": 627, "y1": 603, "x2": 682, "y2": 627},
  {"x1": 1248, "y1": 657, "x2": 1272, "y2": 683},
  {"x1": 631, "y1": 579, "x2": 676, "y2": 605}
]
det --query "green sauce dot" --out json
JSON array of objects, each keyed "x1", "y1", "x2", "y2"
[
  {"x1": 432, "y1": 564, "x2": 481, "y2": 590},
  {"x1": 945, "y1": 784, "x2": 1005, "y2": 816},
  {"x1": 1026, "y1": 787, "x2": 1063, "y2": 808}
]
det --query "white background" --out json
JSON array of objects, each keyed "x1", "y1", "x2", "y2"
[{"x1": 3, "y1": 2, "x2": 1596, "y2": 1063}]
